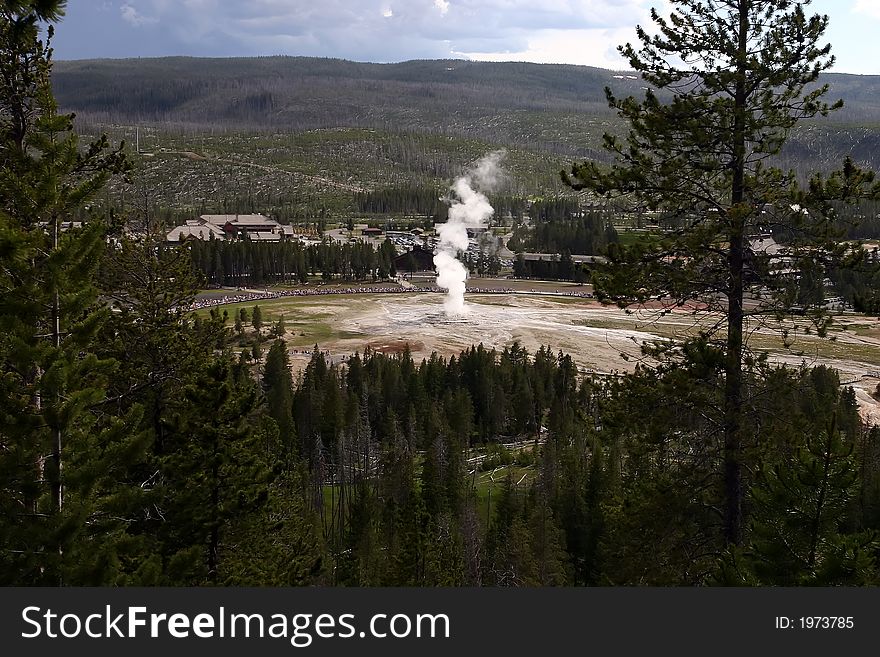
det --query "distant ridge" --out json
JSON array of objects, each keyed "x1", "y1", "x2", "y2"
[
  {"x1": 53, "y1": 56, "x2": 880, "y2": 128},
  {"x1": 52, "y1": 56, "x2": 880, "y2": 171}
]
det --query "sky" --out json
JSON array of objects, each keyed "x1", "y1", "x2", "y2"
[{"x1": 50, "y1": 0, "x2": 880, "y2": 75}]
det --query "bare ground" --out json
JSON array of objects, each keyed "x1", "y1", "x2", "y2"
[{"x1": 245, "y1": 291, "x2": 880, "y2": 424}]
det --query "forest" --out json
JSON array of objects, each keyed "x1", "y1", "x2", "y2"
[
  {"x1": 51, "y1": 54, "x2": 880, "y2": 173},
  {"x1": 4, "y1": 1, "x2": 880, "y2": 588},
  {"x1": 508, "y1": 207, "x2": 620, "y2": 256},
  {"x1": 47, "y1": 48, "x2": 880, "y2": 226},
  {"x1": 186, "y1": 237, "x2": 398, "y2": 286}
]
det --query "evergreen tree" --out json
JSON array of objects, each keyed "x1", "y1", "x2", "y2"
[
  {"x1": 484, "y1": 473, "x2": 536, "y2": 586},
  {"x1": 563, "y1": 0, "x2": 878, "y2": 545},
  {"x1": 252, "y1": 304, "x2": 263, "y2": 334},
  {"x1": 223, "y1": 467, "x2": 325, "y2": 586},
  {"x1": 725, "y1": 416, "x2": 878, "y2": 585},
  {"x1": 271, "y1": 313, "x2": 286, "y2": 338},
  {"x1": 0, "y1": 1, "x2": 132, "y2": 584},
  {"x1": 156, "y1": 355, "x2": 267, "y2": 584},
  {"x1": 263, "y1": 339, "x2": 296, "y2": 461}
]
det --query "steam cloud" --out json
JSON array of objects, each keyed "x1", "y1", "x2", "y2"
[{"x1": 434, "y1": 151, "x2": 506, "y2": 316}]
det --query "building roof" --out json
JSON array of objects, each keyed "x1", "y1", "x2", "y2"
[
  {"x1": 748, "y1": 235, "x2": 782, "y2": 256},
  {"x1": 167, "y1": 225, "x2": 225, "y2": 241},
  {"x1": 36, "y1": 221, "x2": 83, "y2": 232},
  {"x1": 201, "y1": 214, "x2": 275, "y2": 227},
  {"x1": 168, "y1": 214, "x2": 294, "y2": 242}
]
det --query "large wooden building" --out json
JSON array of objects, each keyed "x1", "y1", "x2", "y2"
[{"x1": 166, "y1": 214, "x2": 297, "y2": 243}]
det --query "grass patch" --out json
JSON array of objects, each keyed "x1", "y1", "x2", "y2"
[
  {"x1": 286, "y1": 323, "x2": 335, "y2": 347},
  {"x1": 751, "y1": 334, "x2": 880, "y2": 366},
  {"x1": 841, "y1": 322, "x2": 880, "y2": 338},
  {"x1": 473, "y1": 464, "x2": 536, "y2": 525},
  {"x1": 571, "y1": 317, "x2": 640, "y2": 331},
  {"x1": 615, "y1": 231, "x2": 661, "y2": 247},
  {"x1": 540, "y1": 296, "x2": 597, "y2": 305}
]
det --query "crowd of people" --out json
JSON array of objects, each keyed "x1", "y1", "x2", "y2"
[
  {"x1": 185, "y1": 285, "x2": 412, "y2": 311},
  {"x1": 184, "y1": 284, "x2": 594, "y2": 312}
]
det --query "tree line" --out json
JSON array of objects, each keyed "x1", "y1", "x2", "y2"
[
  {"x1": 186, "y1": 236, "x2": 398, "y2": 286},
  {"x1": 509, "y1": 212, "x2": 620, "y2": 256},
  {"x1": 249, "y1": 328, "x2": 880, "y2": 585},
  {"x1": 512, "y1": 253, "x2": 591, "y2": 283},
  {"x1": 355, "y1": 186, "x2": 449, "y2": 220},
  {"x1": 356, "y1": 186, "x2": 533, "y2": 223}
]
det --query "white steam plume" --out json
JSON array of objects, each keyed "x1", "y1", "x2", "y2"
[{"x1": 434, "y1": 151, "x2": 506, "y2": 316}]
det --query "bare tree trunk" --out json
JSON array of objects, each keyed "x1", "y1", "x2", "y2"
[{"x1": 724, "y1": 218, "x2": 744, "y2": 546}]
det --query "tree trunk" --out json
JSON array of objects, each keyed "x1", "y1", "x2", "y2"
[
  {"x1": 51, "y1": 216, "x2": 63, "y2": 512},
  {"x1": 208, "y1": 436, "x2": 220, "y2": 583},
  {"x1": 724, "y1": 219, "x2": 745, "y2": 546},
  {"x1": 722, "y1": 0, "x2": 750, "y2": 547},
  {"x1": 807, "y1": 416, "x2": 837, "y2": 570}
]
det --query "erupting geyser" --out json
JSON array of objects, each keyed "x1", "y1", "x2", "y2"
[{"x1": 434, "y1": 151, "x2": 505, "y2": 316}]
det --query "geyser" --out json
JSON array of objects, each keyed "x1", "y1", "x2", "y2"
[{"x1": 434, "y1": 151, "x2": 505, "y2": 316}]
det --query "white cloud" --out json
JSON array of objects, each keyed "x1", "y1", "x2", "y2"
[
  {"x1": 50, "y1": 0, "x2": 878, "y2": 73},
  {"x1": 120, "y1": 3, "x2": 158, "y2": 27},
  {"x1": 853, "y1": 0, "x2": 880, "y2": 19},
  {"x1": 454, "y1": 26, "x2": 636, "y2": 69}
]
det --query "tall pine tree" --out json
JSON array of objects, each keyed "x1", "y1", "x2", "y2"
[
  {"x1": 0, "y1": 0, "x2": 132, "y2": 583},
  {"x1": 563, "y1": 0, "x2": 878, "y2": 546}
]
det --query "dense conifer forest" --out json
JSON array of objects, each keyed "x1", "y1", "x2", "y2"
[
  {"x1": 3, "y1": 1, "x2": 880, "y2": 587},
  {"x1": 187, "y1": 237, "x2": 398, "y2": 286}
]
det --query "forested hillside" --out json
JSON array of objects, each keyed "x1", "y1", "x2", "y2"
[
  {"x1": 53, "y1": 57, "x2": 633, "y2": 153},
  {"x1": 53, "y1": 57, "x2": 880, "y2": 197}
]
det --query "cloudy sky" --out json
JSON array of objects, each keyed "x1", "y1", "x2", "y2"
[{"x1": 50, "y1": 0, "x2": 880, "y2": 74}]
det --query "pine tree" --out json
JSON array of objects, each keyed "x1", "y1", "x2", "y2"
[
  {"x1": 563, "y1": 0, "x2": 878, "y2": 546},
  {"x1": 271, "y1": 313, "x2": 286, "y2": 338},
  {"x1": 484, "y1": 472, "x2": 535, "y2": 586},
  {"x1": 263, "y1": 339, "x2": 296, "y2": 461},
  {"x1": 728, "y1": 415, "x2": 878, "y2": 585},
  {"x1": 156, "y1": 355, "x2": 267, "y2": 584},
  {"x1": 222, "y1": 467, "x2": 325, "y2": 585},
  {"x1": 0, "y1": 1, "x2": 132, "y2": 583},
  {"x1": 252, "y1": 304, "x2": 263, "y2": 334}
]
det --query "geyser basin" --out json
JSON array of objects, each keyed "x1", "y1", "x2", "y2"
[
  {"x1": 331, "y1": 293, "x2": 667, "y2": 376},
  {"x1": 275, "y1": 290, "x2": 880, "y2": 425},
  {"x1": 376, "y1": 303, "x2": 474, "y2": 329}
]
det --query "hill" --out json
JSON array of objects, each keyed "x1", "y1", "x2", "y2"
[{"x1": 51, "y1": 57, "x2": 880, "y2": 218}]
